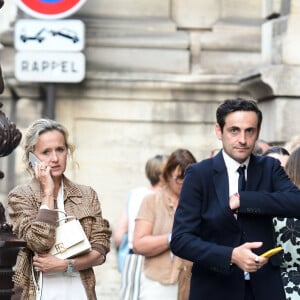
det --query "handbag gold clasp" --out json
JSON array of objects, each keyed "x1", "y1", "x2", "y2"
[{"x1": 55, "y1": 243, "x2": 66, "y2": 253}]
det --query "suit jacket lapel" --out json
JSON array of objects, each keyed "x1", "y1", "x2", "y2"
[
  {"x1": 213, "y1": 152, "x2": 231, "y2": 210},
  {"x1": 246, "y1": 155, "x2": 263, "y2": 190}
]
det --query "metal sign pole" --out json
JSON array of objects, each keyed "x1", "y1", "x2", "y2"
[{"x1": 43, "y1": 83, "x2": 56, "y2": 119}]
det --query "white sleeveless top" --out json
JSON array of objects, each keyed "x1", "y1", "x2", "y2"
[{"x1": 41, "y1": 183, "x2": 88, "y2": 300}]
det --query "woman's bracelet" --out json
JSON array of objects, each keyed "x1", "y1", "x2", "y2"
[{"x1": 166, "y1": 233, "x2": 172, "y2": 247}]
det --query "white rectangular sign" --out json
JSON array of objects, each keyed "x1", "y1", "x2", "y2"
[
  {"x1": 15, "y1": 19, "x2": 85, "y2": 52},
  {"x1": 15, "y1": 52, "x2": 85, "y2": 83}
]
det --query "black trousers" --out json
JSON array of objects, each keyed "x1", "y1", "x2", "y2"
[{"x1": 244, "y1": 280, "x2": 255, "y2": 300}]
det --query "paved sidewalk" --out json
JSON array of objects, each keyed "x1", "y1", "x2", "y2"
[{"x1": 95, "y1": 248, "x2": 120, "y2": 300}]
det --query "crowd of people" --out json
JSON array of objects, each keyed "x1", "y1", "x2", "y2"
[
  {"x1": 3, "y1": 97, "x2": 300, "y2": 300},
  {"x1": 1, "y1": 1, "x2": 300, "y2": 299},
  {"x1": 116, "y1": 98, "x2": 300, "y2": 300}
]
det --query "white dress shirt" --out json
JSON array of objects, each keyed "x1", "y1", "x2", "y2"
[{"x1": 222, "y1": 150, "x2": 250, "y2": 280}]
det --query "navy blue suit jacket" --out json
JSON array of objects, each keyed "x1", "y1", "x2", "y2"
[{"x1": 171, "y1": 151, "x2": 300, "y2": 300}]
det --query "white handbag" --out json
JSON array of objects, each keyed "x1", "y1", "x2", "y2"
[{"x1": 49, "y1": 214, "x2": 91, "y2": 259}]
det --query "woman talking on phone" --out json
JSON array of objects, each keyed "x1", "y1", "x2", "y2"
[{"x1": 7, "y1": 119, "x2": 111, "y2": 300}]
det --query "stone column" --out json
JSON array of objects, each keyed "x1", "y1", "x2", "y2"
[{"x1": 240, "y1": 0, "x2": 300, "y2": 143}]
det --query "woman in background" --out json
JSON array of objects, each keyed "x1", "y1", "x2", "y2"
[
  {"x1": 273, "y1": 147, "x2": 300, "y2": 299},
  {"x1": 115, "y1": 154, "x2": 168, "y2": 300},
  {"x1": 133, "y1": 148, "x2": 196, "y2": 300},
  {"x1": 263, "y1": 146, "x2": 290, "y2": 167}
]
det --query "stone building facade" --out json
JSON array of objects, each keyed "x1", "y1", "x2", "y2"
[{"x1": 0, "y1": 1, "x2": 300, "y2": 298}]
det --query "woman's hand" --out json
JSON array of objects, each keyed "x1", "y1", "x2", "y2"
[
  {"x1": 33, "y1": 250, "x2": 106, "y2": 274},
  {"x1": 33, "y1": 253, "x2": 67, "y2": 273},
  {"x1": 34, "y1": 163, "x2": 54, "y2": 193},
  {"x1": 34, "y1": 163, "x2": 55, "y2": 209}
]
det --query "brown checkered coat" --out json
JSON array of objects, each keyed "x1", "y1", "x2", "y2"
[{"x1": 7, "y1": 176, "x2": 111, "y2": 300}]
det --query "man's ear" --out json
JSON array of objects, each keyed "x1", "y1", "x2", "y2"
[{"x1": 215, "y1": 123, "x2": 222, "y2": 140}]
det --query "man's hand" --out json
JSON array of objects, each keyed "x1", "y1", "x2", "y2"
[
  {"x1": 231, "y1": 242, "x2": 268, "y2": 272},
  {"x1": 229, "y1": 193, "x2": 240, "y2": 212}
]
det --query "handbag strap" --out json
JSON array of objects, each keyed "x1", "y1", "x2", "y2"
[
  {"x1": 56, "y1": 182, "x2": 65, "y2": 225},
  {"x1": 52, "y1": 209, "x2": 77, "y2": 223},
  {"x1": 54, "y1": 182, "x2": 79, "y2": 224},
  {"x1": 56, "y1": 215, "x2": 77, "y2": 223},
  {"x1": 53, "y1": 209, "x2": 67, "y2": 215},
  {"x1": 31, "y1": 255, "x2": 43, "y2": 296}
]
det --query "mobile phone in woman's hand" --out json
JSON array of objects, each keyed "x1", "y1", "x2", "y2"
[{"x1": 29, "y1": 152, "x2": 41, "y2": 169}]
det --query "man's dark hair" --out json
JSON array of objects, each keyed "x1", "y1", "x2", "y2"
[{"x1": 216, "y1": 97, "x2": 263, "y2": 131}]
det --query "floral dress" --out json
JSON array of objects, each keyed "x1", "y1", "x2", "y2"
[{"x1": 274, "y1": 217, "x2": 300, "y2": 300}]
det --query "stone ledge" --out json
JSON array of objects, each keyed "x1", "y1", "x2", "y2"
[
  {"x1": 214, "y1": 17, "x2": 263, "y2": 34},
  {"x1": 85, "y1": 47, "x2": 190, "y2": 74},
  {"x1": 87, "y1": 31, "x2": 189, "y2": 49},
  {"x1": 200, "y1": 31, "x2": 260, "y2": 52},
  {"x1": 199, "y1": 50, "x2": 262, "y2": 74},
  {"x1": 86, "y1": 17, "x2": 177, "y2": 33},
  {"x1": 240, "y1": 65, "x2": 300, "y2": 99}
]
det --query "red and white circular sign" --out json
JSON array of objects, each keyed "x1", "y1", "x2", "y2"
[{"x1": 15, "y1": 0, "x2": 87, "y2": 20}]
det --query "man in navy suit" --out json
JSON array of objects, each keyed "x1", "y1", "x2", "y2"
[{"x1": 171, "y1": 98, "x2": 300, "y2": 300}]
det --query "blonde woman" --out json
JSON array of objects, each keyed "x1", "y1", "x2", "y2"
[{"x1": 8, "y1": 119, "x2": 111, "y2": 299}]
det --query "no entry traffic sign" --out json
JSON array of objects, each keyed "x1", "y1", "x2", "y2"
[{"x1": 15, "y1": 0, "x2": 87, "y2": 19}]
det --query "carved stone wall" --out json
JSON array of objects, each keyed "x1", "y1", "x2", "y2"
[
  {"x1": 1, "y1": 0, "x2": 300, "y2": 298},
  {"x1": 241, "y1": 0, "x2": 300, "y2": 142}
]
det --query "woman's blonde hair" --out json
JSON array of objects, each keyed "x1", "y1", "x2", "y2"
[
  {"x1": 22, "y1": 119, "x2": 75, "y2": 172},
  {"x1": 145, "y1": 154, "x2": 169, "y2": 186}
]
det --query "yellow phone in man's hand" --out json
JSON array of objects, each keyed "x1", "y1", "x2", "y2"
[{"x1": 260, "y1": 246, "x2": 283, "y2": 258}]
